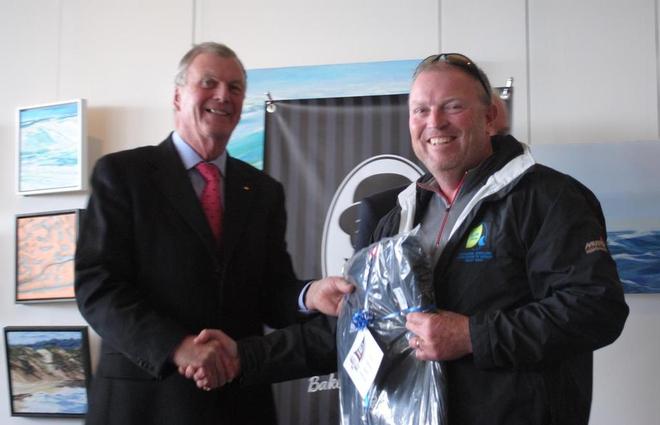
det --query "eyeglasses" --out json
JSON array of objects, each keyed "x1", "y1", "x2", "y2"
[{"x1": 417, "y1": 53, "x2": 491, "y2": 98}]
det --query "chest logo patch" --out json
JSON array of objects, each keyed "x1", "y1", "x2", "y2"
[
  {"x1": 465, "y1": 223, "x2": 486, "y2": 249},
  {"x1": 457, "y1": 222, "x2": 493, "y2": 262}
]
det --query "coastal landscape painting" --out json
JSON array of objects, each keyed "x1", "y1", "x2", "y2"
[
  {"x1": 4, "y1": 327, "x2": 90, "y2": 417},
  {"x1": 17, "y1": 99, "x2": 86, "y2": 195}
]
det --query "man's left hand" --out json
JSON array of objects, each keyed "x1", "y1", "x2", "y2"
[
  {"x1": 406, "y1": 310, "x2": 473, "y2": 361},
  {"x1": 304, "y1": 276, "x2": 354, "y2": 316}
]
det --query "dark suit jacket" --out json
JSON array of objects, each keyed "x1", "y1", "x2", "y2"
[{"x1": 75, "y1": 135, "x2": 304, "y2": 425}]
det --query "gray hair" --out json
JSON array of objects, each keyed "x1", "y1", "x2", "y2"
[{"x1": 174, "y1": 42, "x2": 246, "y2": 86}]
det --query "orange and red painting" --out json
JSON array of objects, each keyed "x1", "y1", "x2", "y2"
[{"x1": 16, "y1": 211, "x2": 79, "y2": 302}]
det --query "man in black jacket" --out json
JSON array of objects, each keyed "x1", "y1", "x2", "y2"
[
  {"x1": 365, "y1": 53, "x2": 628, "y2": 424},
  {"x1": 198, "y1": 53, "x2": 629, "y2": 425}
]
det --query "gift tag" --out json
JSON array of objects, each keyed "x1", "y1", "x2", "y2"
[{"x1": 342, "y1": 328, "x2": 384, "y2": 399}]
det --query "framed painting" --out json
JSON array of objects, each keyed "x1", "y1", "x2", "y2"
[
  {"x1": 16, "y1": 98, "x2": 87, "y2": 195},
  {"x1": 15, "y1": 209, "x2": 82, "y2": 303},
  {"x1": 4, "y1": 326, "x2": 91, "y2": 417}
]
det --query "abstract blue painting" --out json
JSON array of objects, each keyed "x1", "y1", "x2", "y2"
[{"x1": 17, "y1": 99, "x2": 86, "y2": 195}]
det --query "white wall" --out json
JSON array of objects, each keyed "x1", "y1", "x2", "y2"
[{"x1": 0, "y1": 1, "x2": 657, "y2": 424}]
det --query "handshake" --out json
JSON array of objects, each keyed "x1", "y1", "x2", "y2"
[
  {"x1": 173, "y1": 328, "x2": 239, "y2": 391},
  {"x1": 172, "y1": 276, "x2": 353, "y2": 392}
]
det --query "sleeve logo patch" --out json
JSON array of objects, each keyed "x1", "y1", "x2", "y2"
[{"x1": 585, "y1": 237, "x2": 608, "y2": 254}]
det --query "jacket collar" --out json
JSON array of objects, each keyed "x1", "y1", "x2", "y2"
[
  {"x1": 397, "y1": 135, "x2": 535, "y2": 236},
  {"x1": 150, "y1": 136, "x2": 219, "y2": 258},
  {"x1": 148, "y1": 135, "x2": 256, "y2": 263}
]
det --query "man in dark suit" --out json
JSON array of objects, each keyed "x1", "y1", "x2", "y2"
[{"x1": 75, "y1": 42, "x2": 350, "y2": 425}]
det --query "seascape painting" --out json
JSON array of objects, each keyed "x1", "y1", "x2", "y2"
[
  {"x1": 15, "y1": 210, "x2": 80, "y2": 302},
  {"x1": 17, "y1": 99, "x2": 86, "y2": 194},
  {"x1": 228, "y1": 60, "x2": 419, "y2": 169},
  {"x1": 531, "y1": 141, "x2": 660, "y2": 294},
  {"x1": 4, "y1": 327, "x2": 90, "y2": 417}
]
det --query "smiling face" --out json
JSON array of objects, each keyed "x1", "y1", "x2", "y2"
[
  {"x1": 173, "y1": 52, "x2": 246, "y2": 160},
  {"x1": 409, "y1": 65, "x2": 496, "y2": 188}
]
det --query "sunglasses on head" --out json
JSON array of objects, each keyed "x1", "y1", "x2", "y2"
[{"x1": 418, "y1": 53, "x2": 491, "y2": 98}]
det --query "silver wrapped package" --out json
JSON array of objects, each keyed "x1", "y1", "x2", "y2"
[{"x1": 337, "y1": 230, "x2": 448, "y2": 425}]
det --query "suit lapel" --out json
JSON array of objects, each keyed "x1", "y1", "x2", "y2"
[
  {"x1": 222, "y1": 157, "x2": 255, "y2": 263},
  {"x1": 150, "y1": 137, "x2": 219, "y2": 258}
]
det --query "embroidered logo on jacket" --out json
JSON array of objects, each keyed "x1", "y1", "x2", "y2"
[
  {"x1": 585, "y1": 237, "x2": 608, "y2": 254},
  {"x1": 457, "y1": 223, "x2": 494, "y2": 262}
]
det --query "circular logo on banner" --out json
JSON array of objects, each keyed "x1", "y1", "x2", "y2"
[{"x1": 321, "y1": 155, "x2": 423, "y2": 276}]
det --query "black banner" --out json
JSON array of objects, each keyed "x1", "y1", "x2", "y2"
[{"x1": 264, "y1": 93, "x2": 423, "y2": 425}]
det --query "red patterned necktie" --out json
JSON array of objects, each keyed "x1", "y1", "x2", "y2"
[{"x1": 196, "y1": 162, "x2": 223, "y2": 241}]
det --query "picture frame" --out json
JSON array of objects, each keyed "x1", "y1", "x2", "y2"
[
  {"x1": 4, "y1": 326, "x2": 91, "y2": 417},
  {"x1": 15, "y1": 209, "x2": 83, "y2": 303},
  {"x1": 16, "y1": 98, "x2": 87, "y2": 195}
]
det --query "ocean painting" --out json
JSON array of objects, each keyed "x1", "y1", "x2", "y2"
[
  {"x1": 531, "y1": 141, "x2": 660, "y2": 294},
  {"x1": 228, "y1": 60, "x2": 419, "y2": 169},
  {"x1": 17, "y1": 99, "x2": 86, "y2": 194},
  {"x1": 4, "y1": 327, "x2": 90, "y2": 417},
  {"x1": 608, "y1": 230, "x2": 660, "y2": 293}
]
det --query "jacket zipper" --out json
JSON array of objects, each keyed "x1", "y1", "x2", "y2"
[{"x1": 434, "y1": 172, "x2": 467, "y2": 247}]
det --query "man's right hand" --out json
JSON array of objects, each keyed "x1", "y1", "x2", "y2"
[{"x1": 172, "y1": 331, "x2": 238, "y2": 390}]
